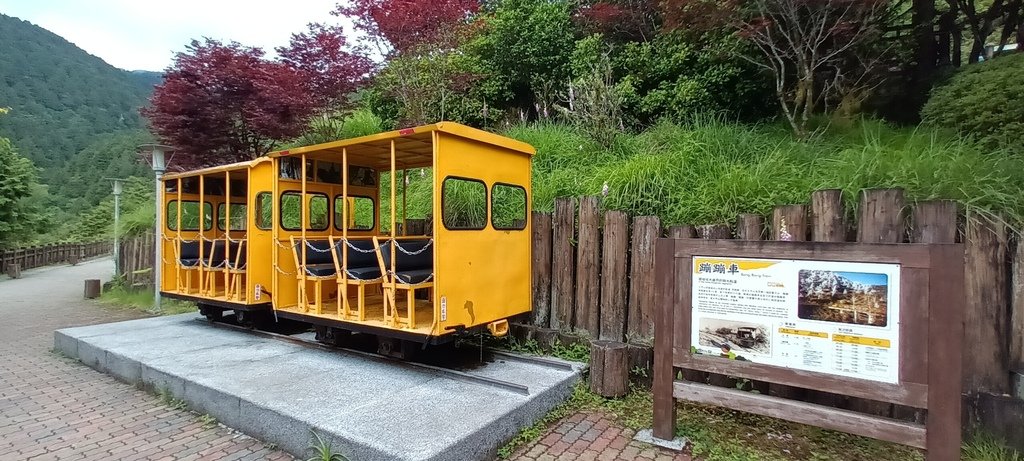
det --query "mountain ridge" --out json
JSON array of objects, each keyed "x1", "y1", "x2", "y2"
[{"x1": 0, "y1": 13, "x2": 159, "y2": 186}]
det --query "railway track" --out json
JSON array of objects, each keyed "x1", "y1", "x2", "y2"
[{"x1": 196, "y1": 318, "x2": 573, "y2": 396}]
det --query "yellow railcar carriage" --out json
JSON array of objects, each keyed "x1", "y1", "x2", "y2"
[{"x1": 159, "y1": 122, "x2": 534, "y2": 348}]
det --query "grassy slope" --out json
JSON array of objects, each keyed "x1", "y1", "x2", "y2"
[{"x1": 510, "y1": 118, "x2": 1024, "y2": 230}]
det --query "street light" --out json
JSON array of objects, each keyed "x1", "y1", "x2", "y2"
[
  {"x1": 138, "y1": 144, "x2": 173, "y2": 312},
  {"x1": 104, "y1": 178, "x2": 125, "y2": 278}
]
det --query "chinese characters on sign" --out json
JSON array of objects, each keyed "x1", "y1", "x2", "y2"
[{"x1": 691, "y1": 257, "x2": 901, "y2": 383}]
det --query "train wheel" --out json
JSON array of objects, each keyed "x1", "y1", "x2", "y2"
[
  {"x1": 235, "y1": 310, "x2": 257, "y2": 329},
  {"x1": 314, "y1": 326, "x2": 351, "y2": 347},
  {"x1": 197, "y1": 304, "x2": 220, "y2": 322},
  {"x1": 376, "y1": 337, "x2": 421, "y2": 360}
]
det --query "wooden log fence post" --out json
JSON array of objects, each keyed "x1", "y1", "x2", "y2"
[
  {"x1": 599, "y1": 211, "x2": 629, "y2": 341},
  {"x1": 858, "y1": 189, "x2": 906, "y2": 243},
  {"x1": 590, "y1": 340, "x2": 629, "y2": 398},
  {"x1": 772, "y1": 205, "x2": 808, "y2": 242},
  {"x1": 551, "y1": 198, "x2": 577, "y2": 331},
  {"x1": 811, "y1": 189, "x2": 845, "y2": 242},
  {"x1": 627, "y1": 216, "x2": 662, "y2": 342},
  {"x1": 964, "y1": 212, "x2": 1010, "y2": 395},
  {"x1": 532, "y1": 211, "x2": 553, "y2": 328},
  {"x1": 575, "y1": 197, "x2": 602, "y2": 335},
  {"x1": 736, "y1": 214, "x2": 764, "y2": 240}
]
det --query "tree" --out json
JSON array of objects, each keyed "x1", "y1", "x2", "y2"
[
  {"x1": 735, "y1": 0, "x2": 889, "y2": 137},
  {"x1": 143, "y1": 39, "x2": 318, "y2": 167},
  {"x1": 957, "y1": 0, "x2": 1024, "y2": 62},
  {"x1": 469, "y1": 0, "x2": 577, "y2": 118},
  {"x1": 0, "y1": 135, "x2": 47, "y2": 248},
  {"x1": 334, "y1": 0, "x2": 480, "y2": 55},
  {"x1": 276, "y1": 23, "x2": 373, "y2": 110}
]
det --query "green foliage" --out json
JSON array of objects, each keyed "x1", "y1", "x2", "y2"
[
  {"x1": 307, "y1": 430, "x2": 348, "y2": 461},
  {"x1": 508, "y1": 117, "x2": 1024, "y2": 230},
  {"x1": 922, "y1": 53, "x2": 1024, "y2": 153},
  {"x1": 291, "y1": 109, "x2": 386, "y2": 147},
  {"x1": 100, "y1": 282, "x2": 196, "y2": 315},
  {"x1": 0, "y1": 14, "x2": 153, "y2": 178},
  {"x1": 0, "y1": 136, "x2": 48, "y2": 248},
  {"x1": 963, "y1": 432, "x2": 1022, "y2": 461},
  {"x1": 470, "y1": 0, "x2": 576, "y2": 113},
  {"x1": 55, "y1": 130, "x2": 154, "y2": 213},
  {"x1": 614, "y1": 33, "x2": 774, "y2": 126},
  {"x1": 66, "y1": 177, "x2": 155, "y2": 242}
]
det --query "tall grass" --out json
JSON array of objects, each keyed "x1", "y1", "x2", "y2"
[{"x1": 508, "y1": 117, "x2": 1024, "y2": 230}]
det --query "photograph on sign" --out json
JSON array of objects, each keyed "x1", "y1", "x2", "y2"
[
  {"x1": 798, "y1": 270, "x2": 889, "y2": 327},
  {"x1": 690, "y1": 257, "x2": 900, "y2": 383}
]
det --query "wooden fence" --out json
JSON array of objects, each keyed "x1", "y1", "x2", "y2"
[
  {"x1": 117, "y1": 233, "x2": 156, "y2": 288},
  {"x1": 1, "y1": 241, "x2": 112, "y2": 275},
  {"x1": 522, "y1": 188, "x2": 1024, "y2": 404}
]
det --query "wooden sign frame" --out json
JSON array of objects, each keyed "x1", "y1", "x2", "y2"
[{"x1": 652, "y1": 239, "x2": 964, "y2": 460}]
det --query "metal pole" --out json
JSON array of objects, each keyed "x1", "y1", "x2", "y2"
[
  {"x1": 113, "y1": 188, "x2": 120, "y2": 277},
  {"x1": 154, "y1": 169, "x2": 163, "y2": 312}
]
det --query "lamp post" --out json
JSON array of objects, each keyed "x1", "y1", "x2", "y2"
[
  {"x1": 111, "y1": 179, "x2": 123, "y2": 278},
  {"x1": 138, "y1": 144, "x2": 172, "y2": 312}
]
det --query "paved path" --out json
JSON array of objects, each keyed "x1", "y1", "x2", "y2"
[
  {"x1": 0, "y1": 258, "x2": 292, "y2": 461},
  {"x1": 509, "y1": 411, "x2": 692, "y2": 461}
]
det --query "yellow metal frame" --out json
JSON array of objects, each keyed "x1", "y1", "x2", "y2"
[{"x1": 159, "y1": 122, "x2": 534, "y2": 340}]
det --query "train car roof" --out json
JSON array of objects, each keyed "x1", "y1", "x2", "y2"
[
  {"x1": 269, "y1": 122, "x2": 535, "y2": 170},
  {"x1": 161, "y1": 157, "x2": 270, "y2": 180},
  {"x1": 162, "y1": 122, "x2": 533, "y2": 179}
]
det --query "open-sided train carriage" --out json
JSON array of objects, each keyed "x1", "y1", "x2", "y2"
[{"x1": 159, "y1": 122, "x2": 534, "y2": 351}]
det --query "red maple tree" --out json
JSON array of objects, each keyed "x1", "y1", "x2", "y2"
[
  {"x1": 333, "y1": 0, "x2": 479, "y2": 54},
  {"x1": 277, "y1": 23, "x2": 374, "y2": 108},
  {"x1": 144, "y1": 37, "x2": 360, "y2": 167}
]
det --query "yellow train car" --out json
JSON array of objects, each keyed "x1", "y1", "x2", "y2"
[{"x1": 159, "y1": 122, "x2": 534, "y2": 349}]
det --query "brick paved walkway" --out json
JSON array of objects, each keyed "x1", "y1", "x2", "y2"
[
  {"x1": 0, "y1": 258, "x2": 292, "y2": 461},
  {"x1": 510, "y1": 411, "x2": 692, "y2": 461}
]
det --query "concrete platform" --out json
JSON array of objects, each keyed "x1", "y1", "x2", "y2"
[{"x1": 54, "y1": 314, "x2": 584, "y2": 461}]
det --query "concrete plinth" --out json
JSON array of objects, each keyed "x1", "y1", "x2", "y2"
[{"x1": 55, "y1": 314, "x2": 583, "y2": 461}]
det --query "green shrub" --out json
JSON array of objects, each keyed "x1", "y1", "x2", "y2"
[
  {"x1": 922, "y1": 53, "x2": 1024, "y2": 153},
  {"x1": 505, "y1": 117, "x2": 1024, "y2": 230}
]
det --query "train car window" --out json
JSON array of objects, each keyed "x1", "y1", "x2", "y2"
[
  {"x1": 167, "y1": 200, "x2": 212, "y2": 231},
  {"x1": 281, "y1": 191, "x2": 329, "y2": 231},
  {"x1": 255, "y1": 192, "x2": 272, "y2": 230},
  {"x1": 442, "y1": 177, "x2": 487, "y2": 230},
  {"x1": 491, "y1": 183, "x2": 527, "y2": 230},
  {"x1": 217, "y1": 203, "x2": 248, "y2": 231},
  {"x1": 318, "y1": 162, "x2": 342, "y2": 184},
  {"x1": 306, "y1": 159, "x2": 316, "y2": 181},
  {"x1": 279, "y1": 157, "x2": 301, "y2": 180},
  {"x1": 229, "y1": 180, "x2": 248, "y2": 197},
  {"x1": 309, "y1": 195, "x2": 329, "y2": 229},
  {"x1": 334, "y1": 196, "x2": 375, "y2": 231}
]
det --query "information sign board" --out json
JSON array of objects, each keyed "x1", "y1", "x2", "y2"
[{"x1": 691, "y1": 257, "x2": 901, "y2": 383}]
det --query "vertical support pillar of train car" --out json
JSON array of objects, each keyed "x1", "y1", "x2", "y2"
[
  {"x1": 198, "y1": 172, "x2": 206, "y2": 296},
  {"x1": 389, "y1": 140, "x2": 398, "y2": 327},
  {"x1": 340, "y1": 147, "x2": 350, "y2": 320},
  {"x1": 300, "y1": 153, "x2": 312, "y2": 313},
  {"x1": 401, "y1": 169, "x2": 407, "y2": 237},
  {"x1": 271, "y1": 158, "x2": 280, "y2": 311},
  {"x1": 223, "y1": 170, "x2": 231, "y2": 299},
  {"x1": 175, "y1": 178, "x2": 182, "y2": 292}
]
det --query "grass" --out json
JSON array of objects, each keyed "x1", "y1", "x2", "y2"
[
  {"x1": 506, "y1": 117, "x2": 1024, "y2": 232},
  {"x1": 964, "y1": 433, "x2": 1023, "y2": 461},
  {"x1": 355, "y1": 116, "x2": 1024, "y2": 235},
  {"x1": 307, "y1": 430, "x2": 348, "y2": 461},
  {"x1": 499, "y1": 381, "x2": 1022, "y2": 461},
  {"x1": 98, "y1": 284, "x2": 196, "y2": 315}
]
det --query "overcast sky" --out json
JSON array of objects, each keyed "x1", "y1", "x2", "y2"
[{"x1": 0, "y1": 0, "x2": 348, "y2": 71}]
